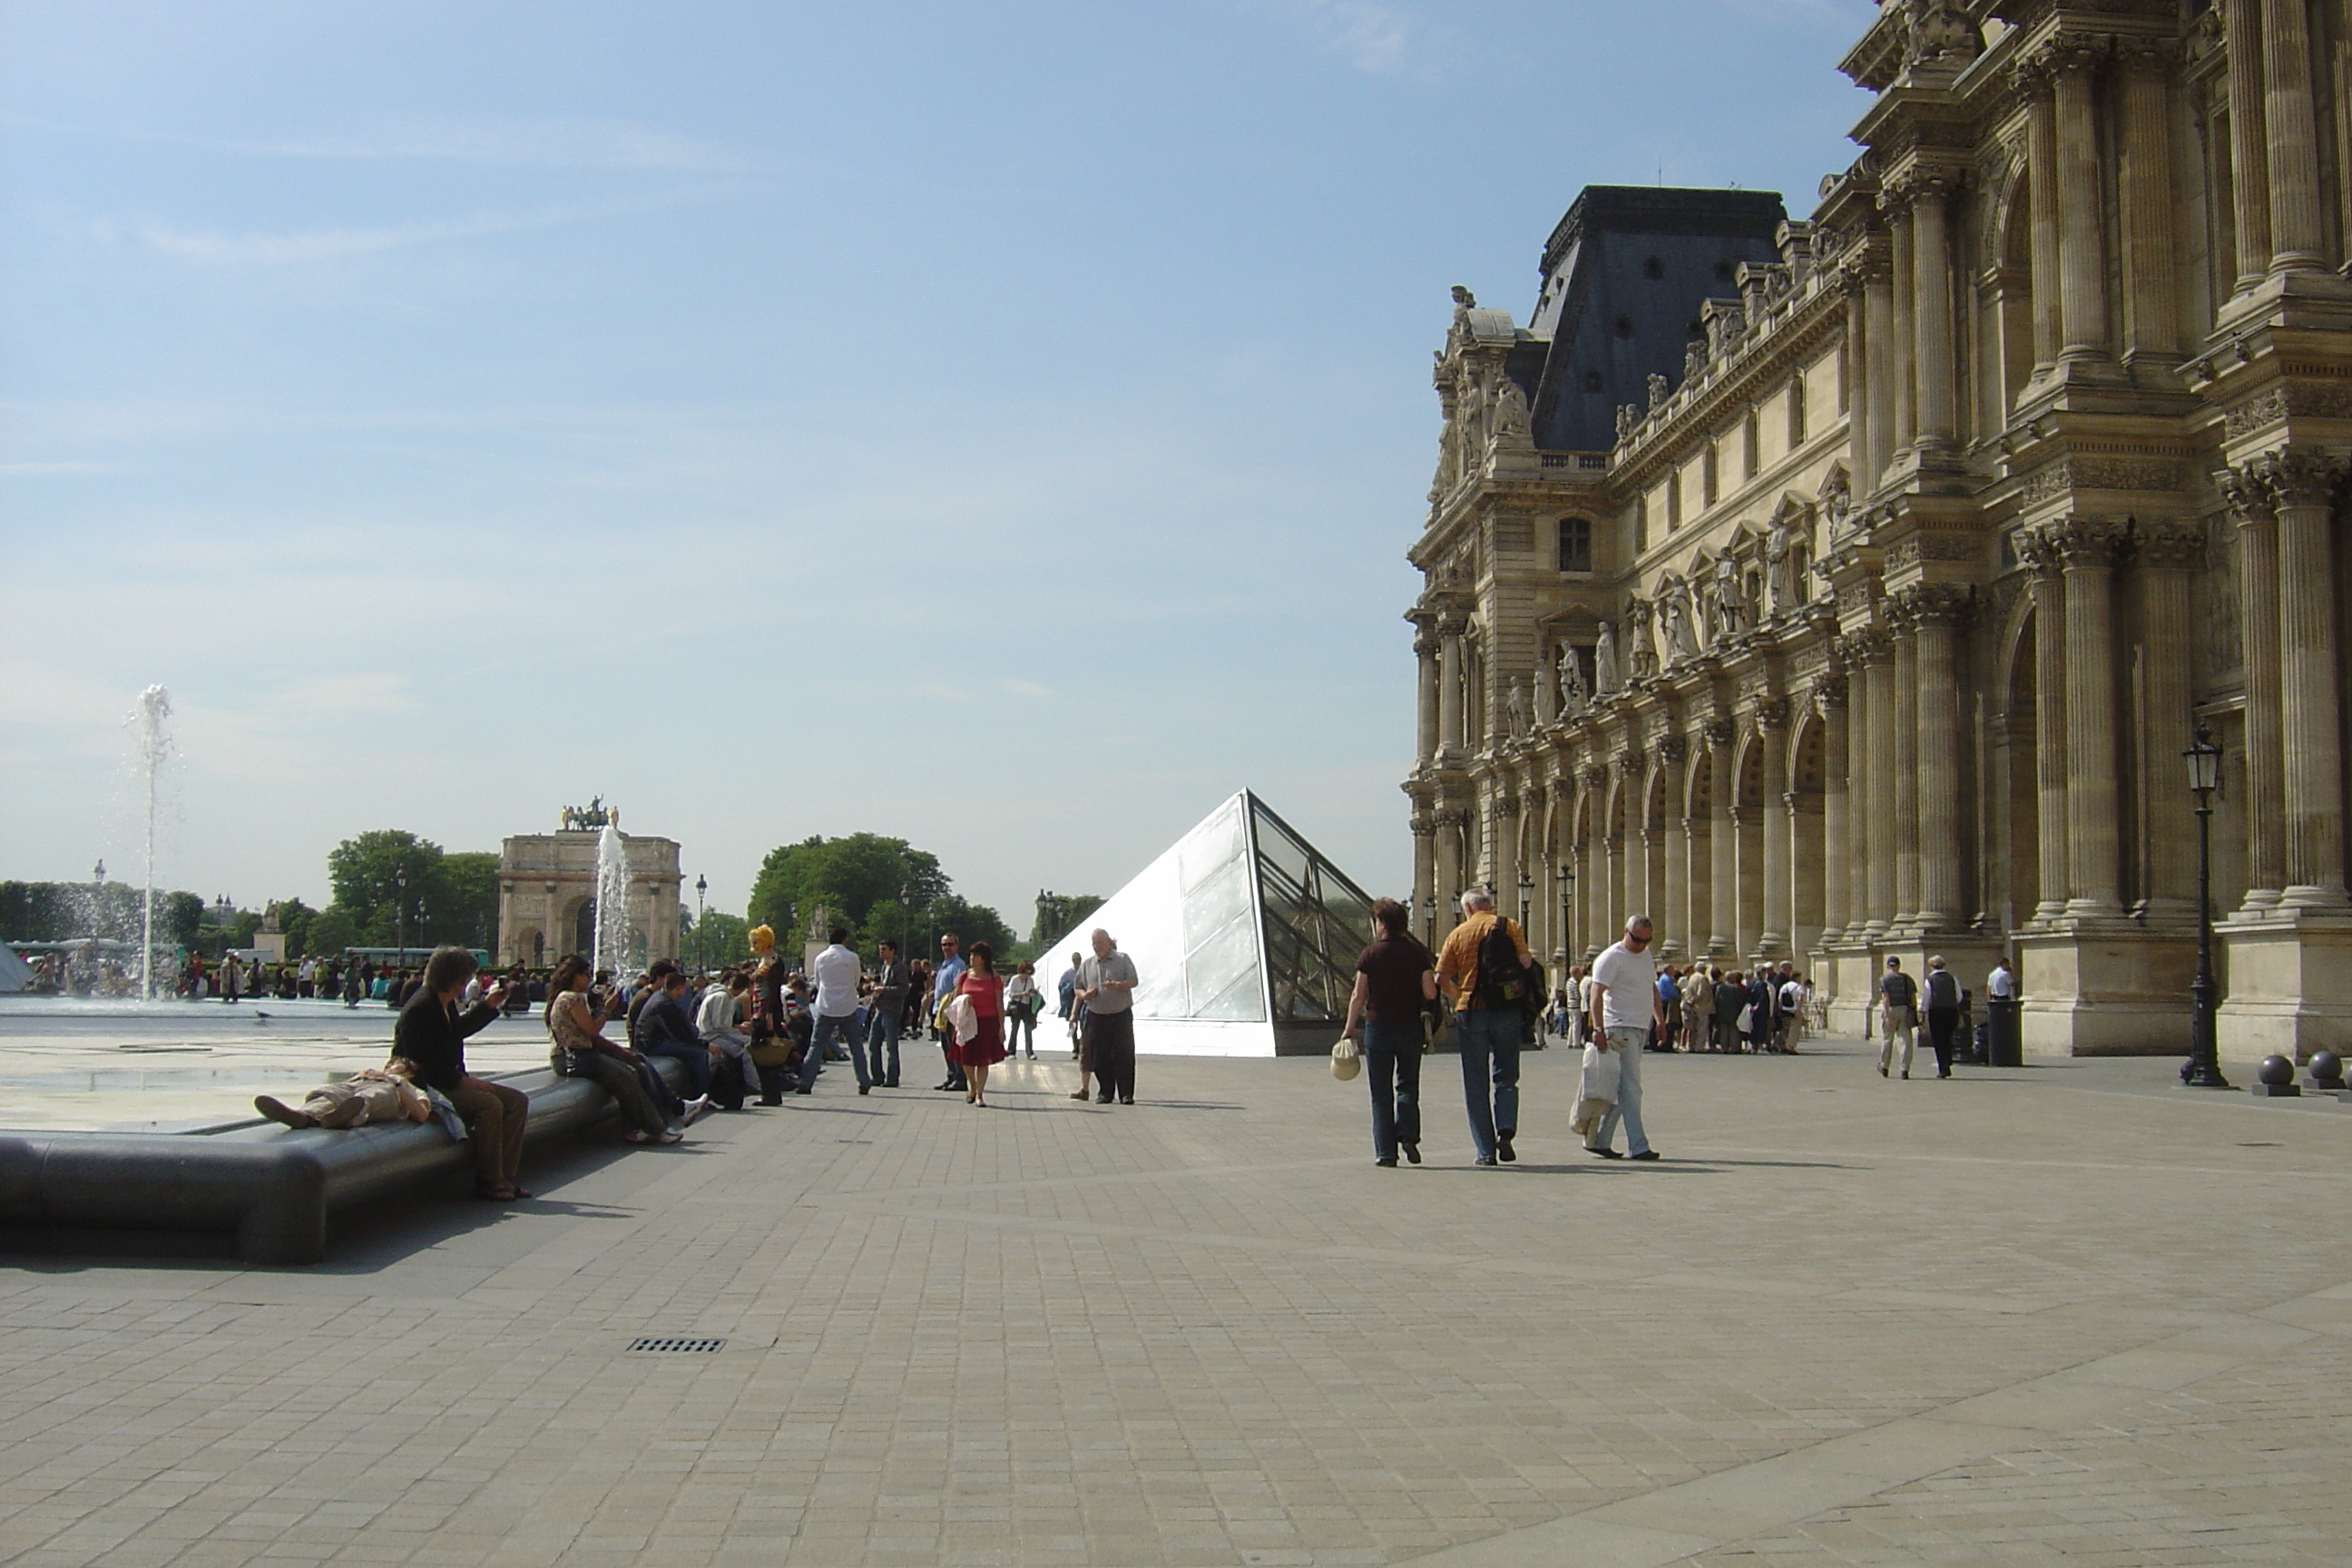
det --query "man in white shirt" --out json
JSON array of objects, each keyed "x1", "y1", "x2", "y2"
[
  {"x1": 1583, "y1": 914, "x2": 1664, "y2": 1161},
  {"x1": 697, "y1": 972, "x2": 758, "y2": 1105},
  {"x1": 800, "y1": 927, "x2": 873, "y2": 1095}
]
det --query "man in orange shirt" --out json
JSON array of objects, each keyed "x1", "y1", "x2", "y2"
[{"x1": 1434, "y1": 888, "x2": 1534, "y2": 1166}]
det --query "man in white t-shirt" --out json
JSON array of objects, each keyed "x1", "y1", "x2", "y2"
[
  {"x1": 1583, "y1": 915, "x2": 1664, "y2": 1161},
  {"x1": 799, "y1": 926, "x2": 873, "y2": 1095}
]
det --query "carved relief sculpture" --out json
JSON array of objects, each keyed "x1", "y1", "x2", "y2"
[
  {"x1": 1504, "y1": 676, "x2": 1529, "y2": 738},
  {"x1": 1663, "y1": 584, "x2": 1700, "y2": 665},
  {"x1": 1489, "y1": 372, "x2": 1531, "y2": 446},
  {"x1": 1765, "y1": 510, "x2": 1800, "y2": 617},
  {"x1": 1593, "y1": 621, "x2": 1622, "y2": 695}
]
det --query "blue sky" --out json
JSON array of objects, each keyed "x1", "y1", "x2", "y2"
[{"x1": 0, "y1": 0, "x2": 1878, "y2": 931}]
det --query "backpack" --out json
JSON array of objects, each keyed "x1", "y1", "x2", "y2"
[{"x1": 1473, "y1": 917, "x2": 1529, "y2": 1011}]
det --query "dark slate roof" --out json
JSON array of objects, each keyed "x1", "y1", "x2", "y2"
[{"x1": 1520, "y1": 186, "x2": 1788, "y2": 452}]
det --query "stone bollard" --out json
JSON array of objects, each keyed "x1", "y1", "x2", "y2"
[{"x1": 2249, "y1": 1054, "x2": 2302, "y2": 1098}]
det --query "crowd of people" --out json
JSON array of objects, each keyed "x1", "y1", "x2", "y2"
[
  {"x1": 246, "y1": 927, "x2": 1151, "y2": 1201},
  {"x1": 1549, "y1": 959, "x2": 1822, "y2": 1055}
]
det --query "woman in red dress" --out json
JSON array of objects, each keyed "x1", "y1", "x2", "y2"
[{"x1": 956, "y1": 941, "x2": 1007, "y2": 1106}]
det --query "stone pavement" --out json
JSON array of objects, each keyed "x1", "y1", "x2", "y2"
[{"x1": 2, "y1": 1036, "x2": 2347, "y2": 1566}]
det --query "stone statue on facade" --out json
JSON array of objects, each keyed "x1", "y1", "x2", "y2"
[
  {"x1": 1818, "y1": 465, "x2": 1852, "y2": 539},
  {"x1": 1663, "y1": 586, "x2": 1700, "y2": 665},
  {"x1": 1560, "y1": 642, "x2": 1589, "y2": 710},
  {"x1": 1627, "y1": 600, "x2": 1659, "y2": 681},
  {"x1": 1450, "y1": 284, "x2": 1476, "y2": 312},
  {"x1": 1504, "y1": 676, "x2": 1529, "y2": 738},
  {"x1": 1488, "y1": 372, "x2": 1530, "y2": 446},
  {"x1": 1615, "y1": 403, "x2": 1638, "y2": 441},
  {"x1": 1765, "y1": 513, "x2": 1800, "y2": 617},
  {"x1": 1647, "y1": 373, "x2": 1669, "y2": 411},
  {"x1": 1712, "y1": 550, "x2": 1748, "y2": 639},
  {"x1": 1593, "y1": 621, "x2": 1622, "y2": 695}
]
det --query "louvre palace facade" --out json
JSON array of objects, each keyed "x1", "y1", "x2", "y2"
[{"x1": 1401, "y1": 0, "x2": 2352, "y2": 1057}]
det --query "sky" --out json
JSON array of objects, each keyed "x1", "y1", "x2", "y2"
[{"x1": 0, "y1": 0, "x2": 1880, "y2": 934}]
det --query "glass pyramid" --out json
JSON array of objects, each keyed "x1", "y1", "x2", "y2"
[{"x1": 1035, "y1": 791, "x2": 1377, "y2": 1057}]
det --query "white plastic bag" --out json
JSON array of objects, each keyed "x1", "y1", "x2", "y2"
[{"x1": 1570, "y1": 1042, "x2": 1620, "y2": 1136}]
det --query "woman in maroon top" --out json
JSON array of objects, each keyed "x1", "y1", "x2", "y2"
[
  {"x1": 1342, "y1": 898, "x2": 1438, "y2": 1167},
  {"x1": 953, "y1": 941, "x2": 1007, "y2": 1106}
]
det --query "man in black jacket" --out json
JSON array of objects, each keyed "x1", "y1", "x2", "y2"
[{"x1": 394, "y1": 946, "x2": 529, "y2": 1201}]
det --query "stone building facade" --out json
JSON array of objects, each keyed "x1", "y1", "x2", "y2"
[
  {"x1": 1403, "y1": 0, "x2": 2352, "y2": 1058},
  {"x1": 495, "y1": 828, "x2": 683, "y2": 969}
]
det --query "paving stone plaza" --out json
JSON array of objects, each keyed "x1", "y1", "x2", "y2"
[{"x1": 4, "y1": 1025, "x2": 2348, "y2": 1566}]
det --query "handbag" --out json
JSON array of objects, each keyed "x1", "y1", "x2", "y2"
[
  {"x1": 1330, "y1": 1036, "x2": 1360, "y2": 1081},
  {"x1": 1735, "y1": 1003, "x2": 1753, "y2": 1033}
]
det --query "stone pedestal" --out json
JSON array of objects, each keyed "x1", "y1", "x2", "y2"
[
  {"x1": 2012, "y1": 926, "x2": 2197, "y2": 1055},
  {"x1": 1824, "y1": 940, "x2": 1881, "y2": 1035},
  {"x1": 2217, "y1": 912, "x2": 2352, "y2": 1063}
]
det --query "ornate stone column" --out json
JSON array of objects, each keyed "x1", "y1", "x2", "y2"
[
  {"x1": 1618, "y1": 761, "x2": 1647, "y2": 932},
  {"x1": 1901, "y1": 171, "x2": 1958, "y2": 453},
  {"x1": 2053, "y1": 40, "x2": 2113, "y2": 363},
  {"x1": 2266, "y1": 452, "x2": 2349, "y2": 906},
  {"x1": 1886, "y1": 200, "x2": 1917, "y2": 453},
  {"x1": 2053, "y1": 516, "x2": 2128, "y2": 918},
  {"x1": 1494, "y1": 789, "x2": 1522, "y2": 919},
  {"x1": 1758, "y1": 699, "x2": 1792, "y2": 958},
  {"x1": 1906, "y1": 585, "x2": 1970, "y2": 932},
  {"x1": 1864, "y1": 636, "x2": 1896, "y2": 937},
  {"x1": 1413, "y1": 621, "x2": 1440, "y2": 767},
  {"x1": 2261, "y1": 0, "x2": 2328, "y2": 274},
  {"x1": 2220, "y1": 466, "x2": 2284, "y2": 910},
  {"x1": 2018, "y1": 57, "x2": 2064, "y2": 375},
  {"x1": 1409, "y1": 810, "x2": 1436, "y2": 942},
  {"x1": 2118, "y1": 41, "x2": 2180, "y2": 361},
  {"x1": 1839, "y1": 268, "x2": 1874, "y2": 492},
  {"x1": 1661, "y1": 738, "x2": 1690, "y2": 960},
  {"x1": 2016, "y1": 534, "x2": 2071, "y2": 923},
  {"x1": 1707, "y1": 720, "x2": 1738, "y2": 957},
  {"x1": 1890, "y1": 603, "x2": 1921, "y2": 929},
  {"x1": 1436, "y1": 615, "x2": 1466, "y2": 757},
  {"x1": 1435, "y1": 807, "x2": 1465, "y2": 917},
  {"x1": 2132, "y1": 522, "x2": 2201, "y2": 920},
  {"x1": 1817, "y1": 673, "x2": 1850, "y2": 943},
  {"x1": 2223, "y1": 0, "x2": 2273, "y2": 292},
  {"x1": 1865, "y1": 246, "x2": 1898, "y2": 489},
  {"x1": 1842, "y1": 639, "x2": 1873, "y2": 940}
]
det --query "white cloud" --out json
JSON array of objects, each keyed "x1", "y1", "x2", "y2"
[{"x1": 1271, "y1": 0, "x2": 1417, "y2": 75}]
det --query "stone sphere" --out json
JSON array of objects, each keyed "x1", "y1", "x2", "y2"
[
  {"x1": 2308, "y1": 1050, "x2": 2345, "y2": 1086},
  {"x1": 2258, "y1": 1054, "x2": 2295, "y2": 1087}
]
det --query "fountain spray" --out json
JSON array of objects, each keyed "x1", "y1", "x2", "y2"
[{"x1": 133, "y1": 686, "x2": 172, "y2": 1000}]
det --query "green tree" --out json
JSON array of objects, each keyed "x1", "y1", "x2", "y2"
[
  {"x1": 272, "y1": 897, "x2": 318, "y2": 959},
  {"x1": 1031, "y1": 893, "x2": 1104, "y2": 949},
  {"x1": 307, "y1": 906, "x2": 359, "y2": 957},
  {"x1": 923, "y1": 892, "x2": 1017, "y2": 958},
  {"x1": 748, "y1": 834, "x2": 952, "y2": 943},
  {"x1": 328, "y1": 829, "x2": 449, "y2": 946},
  {"x1": 436, "y1": 852, "x2": 501, "y2": 952},
  {"x1": 682, "y1": 910, "x2": 752, "y2": 970},
  {"x1": 159, "y1": 891, "x2": 205, "y2": 947}
]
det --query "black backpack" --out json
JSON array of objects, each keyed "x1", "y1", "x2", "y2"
[{"x1": 1473, "y1": 917, "x2": 1529, "y2": 1011}]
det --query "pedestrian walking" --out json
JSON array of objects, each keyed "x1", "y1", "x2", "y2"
[
  {"x1": 1075, "y1": 929, "x2": 1140, "y2": 1104},
  {"x1": 1877, "y1": 956, "x2": 1919, "y2": 1079},
  {"x1": 1004, "y1": 961, "x2": 1040, "y2": 1058},
  {"x1": 1714, "y1": 968, "x2": 1746, "y2": 1053},
  {"x1": 1341, "y1": 897, "x2": 1436, "y2": 1167},
  {"x1": 1683, "y1": 965, "x2": 1716, "y2": 1051},
  {"x1": 953, "y1": 942, "x2": 1007, "y2": 1105},
  {"x1": 931, "y1": 934, "x2": 969, "y2": 1092},
  {"x1": 801, "y1": 927, "x2": 872, "y2": 1096},
  {"x1": 1433, "y1": 888, "x2": 1534, "y2": 1166},
  {"x1": 1923, "y1": 956, "x2": 1962, "y2": 1078},
  {"x1": 865, "y1": 938, "x2": 911, "y2": 1087},
  {"x1": 1583, "y1": 915, "x2": 1661, "y2": 1161}
]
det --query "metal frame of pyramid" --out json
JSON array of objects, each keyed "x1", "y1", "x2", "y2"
[{"x1": 1034, "y1": 790, "x2": 1377, "y2": 1058}]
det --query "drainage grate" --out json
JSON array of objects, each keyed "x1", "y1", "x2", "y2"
[{"x1": 628, "y1": 1337, "x2": 726, "y2": 1354}]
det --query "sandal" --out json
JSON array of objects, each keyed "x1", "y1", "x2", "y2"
[{"x1": 474, "y1": 1181, "x2": 517, "y2": 1201}]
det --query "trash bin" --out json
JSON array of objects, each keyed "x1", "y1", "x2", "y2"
[{"x1": 1985, "y1": 996, "x2": 2023, "y2": 1067}]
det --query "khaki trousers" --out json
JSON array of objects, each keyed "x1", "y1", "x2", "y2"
[{"x1": 446, "y1": 1078, "x2": 529, "y2": 1185}]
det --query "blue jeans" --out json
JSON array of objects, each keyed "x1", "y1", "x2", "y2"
[
  {"x1": 1593, "y1": 1026, "x2": 1651, "y2": 1155},
  {"x1": 640, "y1": 1036, "x2": 710, "y2": 1098},
  {"x1": 865, "y1": 1004, "x2": 903, "y2": 1083},
  {"x1": 1362, "y1": 1020, "x2": 1423, "y2": 1161},
  {"x1": 1455, "y1": 1007, "x2": 1521, "y2": 1161},
  {"x1": 801, "y1": 1011, "x2": 869, "y2": 1091}
]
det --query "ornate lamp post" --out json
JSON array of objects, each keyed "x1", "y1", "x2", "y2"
[
  {"x1": 2183, "y1": 721, "x2": 2230, "y2": 1089},
  {"x1": 1556, "y1": 859, "x2": 1575, "y2": 965},
  {"x1": 694, "y1": 874, "x2": 707, "y2": 973},
  {"x1": 1517, "y1": 871, "x2": 1534, "y2": 935},
  {"x1": 395, "y1": 866, "x2": 407, "y2": 965}
]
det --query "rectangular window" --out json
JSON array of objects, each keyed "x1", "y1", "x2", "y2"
[{"x1": 1557, "y1": 516, "x2": 1593, "y2": 573}]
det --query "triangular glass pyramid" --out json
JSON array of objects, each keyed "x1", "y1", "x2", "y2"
[{"x1": 1034, "y1": 790, "x2": 1377, "y2": 1057}]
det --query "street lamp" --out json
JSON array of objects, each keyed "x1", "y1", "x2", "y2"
[
  {"x1": 694, "y1": 874, "x2": 708, "y2": 973},
  {"x1": 1421, "y1": 893, "x2": 1436, "y2": 946},
  {"x1": 395, "y1": 867, "x2": 407, "y2": 965},
  {"x1": 2182, "y1": 720, "x2": 2230, "y2": 1089},
  {"x1": 1556, "y1": 859, "x2": 1575, "y2": 963},
  {"x1": 1517, "y1": 871, "x2": 1534, "y2": 933}
]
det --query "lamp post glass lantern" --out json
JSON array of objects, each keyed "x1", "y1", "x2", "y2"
[
  {"x1": 694, "y1": 874, "x2": 707, "y2": 974},
  {"x1": 1556, "y1": 860, "x2": 1574, "y2": 962},
  {"x1": 1517, "y1": 871, "x2": 1534, "y2": 934},
  {"x1": 2182, "y1": 721, "x2": 2230, "y2": 1089}
]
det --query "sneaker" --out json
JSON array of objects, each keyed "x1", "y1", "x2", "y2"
[
  {"x1": 659, "y1": 1127, "x2": 686, "y2": 1143},
  {"x1": 1496, "y1": 1132, "x2": 1516, "y2": 1163},
  {"x1": 1473, "y1": 1154, "x2": 1499, "y2": 1166},
  {"x1": 624, "y1": 1129, "x2": 652, "y2": 1144},
  {"x1": 679, "y1": 1096, "x2": 712, "y2": 1128}
]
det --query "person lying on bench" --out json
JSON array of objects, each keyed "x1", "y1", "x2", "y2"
[{"x1": 254, "y1": 1057, "x2": 434, "y2": 1130}]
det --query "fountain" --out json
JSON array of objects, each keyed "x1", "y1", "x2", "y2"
[
  {"x1": 132, "y1": 686, "x2": 172, "y2": 1000},
  {"x1": 591, "y1": 823, "x2": 632, "y2": 980}
]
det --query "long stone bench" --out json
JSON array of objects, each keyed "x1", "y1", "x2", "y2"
[{"x1": 0, "y1": 1057, "x2": 690, "y2": 1265}]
